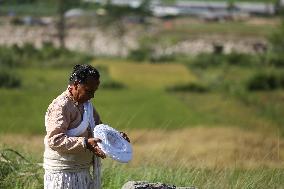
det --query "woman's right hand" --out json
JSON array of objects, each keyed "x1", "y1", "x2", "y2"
[{"x1": 86, "y1": 138, "x2": 106, "y2": 159}]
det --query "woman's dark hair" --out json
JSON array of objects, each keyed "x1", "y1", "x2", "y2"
[{"x1": 69, "y1": 64, "x2": 100, "y2": 84}]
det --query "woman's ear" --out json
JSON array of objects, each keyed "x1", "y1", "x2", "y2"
[
  {"x1": 73, "y1": 81, "x2": 79, "y2": 90},
  {"x1": 68, "y1": 84, "x2": 74, "y2": 93}
]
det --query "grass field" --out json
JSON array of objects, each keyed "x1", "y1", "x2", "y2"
[
  {"x1": 1, "y1": 127, "x2": 283, "y2": 188},
  {"x1": 1, "y1": 60, "x2": 282, "y2": 133},
  {"x1": 1, "y1": 59, "x2": 284, "y2": 188}
]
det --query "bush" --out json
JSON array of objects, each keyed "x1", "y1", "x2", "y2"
[
  {"x1": 192, "y1": 53, "x2": 224, "y2": 68},
  {"x1": 0, "y1": 43, "x2": 93, "y2": 68},
  {"x1": 268, "y1": 53, "x2": 284, "y2": 67},
  {"x1": 166, "y1": 82, "x2": 209, "y2": 93},
  {"x1": 150, "y1": 54, "x2": 176, "y2": 63},
  {"x1": 226, "y1": 52, "x2": 258, "y2": 66},
  {"x1": 0, "y1": 149, "x2": 43, "y2": 189},
  {"x1": 96, "y1": 65, "x2": 126, "y2": 90},
  {"x1": 0, "y1": 46, "x2": 22, "y2": 67},
  {"x1": 128, "y1": 47, "x2": 153, "y2": 62},
  {"x1": 0, "y1": 69, "x2": 21, "y2": 89},
  {"x1": 246, "y1": 72, "x2": 284, "y2": 91},
  {"x1": 191, "y1": 53, "x2": 260, "y2": 68},
  {"x1": 100, "y1": 80, "x2": 126, "y2": 89}
]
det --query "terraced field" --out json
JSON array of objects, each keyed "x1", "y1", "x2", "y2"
[{"x1": 1, "y1": 59, "x2": 284, "y2": 188}]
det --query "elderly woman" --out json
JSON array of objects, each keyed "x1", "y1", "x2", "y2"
[{"x1": 43, "y1": 64, "x2": 129, "y2": 189}]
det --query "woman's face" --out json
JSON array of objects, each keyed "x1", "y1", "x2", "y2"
[{"x1": 72, "y1": 77, "x2": 100, "y2": 103}]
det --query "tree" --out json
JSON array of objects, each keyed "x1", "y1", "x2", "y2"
[
  {"x1": 95, "y1": 0, "x2": 152, "y2": 56},
  {"x1": 57, "y1": 0, "x2": 80, "y2": 48},
  {"x1": 268, "y1": 9, "x2": 284, "y2": 66}
]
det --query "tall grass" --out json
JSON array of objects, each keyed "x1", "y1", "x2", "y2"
[
  {"x1": 104, "y1": 165, "x2": 284, "y2": 189},
  {"x1": 1, "y1": 58, "x2": 284, "y2": 188},
  {"x1": 1, "y1": 149, "x2": 283, "y2": 189},
  {"x1": 0, "y1": 148, "x2": 43, "y2": 189}
]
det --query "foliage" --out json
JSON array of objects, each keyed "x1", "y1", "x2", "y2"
[
  {"x1": 267, "y1": 53, "x2": 284, "y2": 67},
  {"x1": 128, "y1": 47, "x2": 153, "y2": 62},
  {"x1": 150, "y1": 54, "x2": 177, "y2": 63},
  {"x1": 0, "y1": 59, "x2": 283, "y2": 134},
  {"x1": 166, "y1": 82, "x2": 209, "y2": 93},
  {"x1": 0, "y1": 46, "x2": 20, "y2": 67},
  {"x1": 0, "y1": 43, "x2": 93, "y2": 68},
  {"x1": 246, "y1": 71, "x2": 284, "y2": 91},
  {"x1": 0, "y1": 69, "x2": 21, "y2": 89},
  {"x1": 95, "y1": 0, "x2": 152, "y2": 56},
  {"x1": 191, "y1": 53, "x2": 260, "y2": 68},
  {"x1": 0, "y1": 149, "x2": 43, "y2": 189},
  {"x1": 103, "y1": 164, "x2": 284, "y2": 189},
  {"x1": 96, "y1": 65, "x2": 126, "y2": 90},
  {"x1": 101, "y1": 80, "x2": 126, "y2": 89},
  {"x1": 0, "y1": 1, "x2": 57, "y2": 16},
  {"x1": 1, "y1": 0, "x2": 37, "y2": 4},
  {"x1": 97, "y1": 0, "x2": 151, "y2": 25},
  {"x1": 1, "y1": 148, "x2": 284, "y2": 189},
  {"x1": 269, "y1": 20, "x2": 284, "y2": 53},
  {"x1": 268, "y1": 12, "x2": 284, "y2": 67}
]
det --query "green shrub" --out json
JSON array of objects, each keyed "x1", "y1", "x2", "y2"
[
  {"x1": 0, "y1": 43, "x2": 93, "y2": 68},
  {"x1": 191, "y1": 53, "x2": 260, "y2": 68},
  {"x1": 96, "y1": 65, "x2": 126, "y2": 90},
  {"x1": 0, "y1": 46, "x2": 22, "y2": 67},
  {"x1": 268, "y1": 53, "x2": 284, "y2": 67},
  {"x1": 0, "y1": 69, "x2": 21, "y2": 89},
  {"x1": 128, "y1": 47, "x2": 153, "y2": 62},
  {"x1": 192, "y1": 53, "x2": 224, "y2": 68},
  {"x1": 150, "y1": 54, "x2": 176, "y2": 63},
  {"x1": 166, "y1": 82, "x2": 209, "y2": 93},
  {"x1": 0, "y1": 149, "x2": 43, "y2": 189},
  {"x1": 226, "y1": 52, "x2": 258, "y2": 66},
  {"x1": 101, "y1": 80, "x2": 126, "y2": 89},
  {"x1": 246, "y1": 72, "x2": 284, "y2": 91}
]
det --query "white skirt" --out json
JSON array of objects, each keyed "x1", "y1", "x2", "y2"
[{"x1": 44, "y1": 169, "x2": 94, "y2": 189}]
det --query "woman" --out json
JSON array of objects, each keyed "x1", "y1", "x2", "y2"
[{"x1": 43, "y1": 64, "x2": 129, "y2": 189}]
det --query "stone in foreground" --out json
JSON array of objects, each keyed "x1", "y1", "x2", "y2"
[{"x1": 122, "y1": 181, "x2": 197, "y2": 189}]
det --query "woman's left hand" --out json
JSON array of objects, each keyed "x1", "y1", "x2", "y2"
[{"x1": 120, "y1": 131, "x2": 130, "y2": 143}]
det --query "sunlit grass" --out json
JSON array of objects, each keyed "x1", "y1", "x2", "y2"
[
  {"x1": 93, "y1": 60, "x2": 197, "y2": 89},
  {"x1": 1, "y1": 127, "x2": 283, "y2": 169},
  {"x1": 1, "y1": 127, "x2": 284, "y2": 188},
  {"x1": 1, "y1": 59, "x2": 284, "y2": 188},
  {"x1": 1, "y1": 62, "x2": 284, "y2": 134}
]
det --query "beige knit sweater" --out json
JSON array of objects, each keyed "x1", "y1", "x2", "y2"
[{"x1": 43, "y1": 90, "x2": 100, "y2": 171}]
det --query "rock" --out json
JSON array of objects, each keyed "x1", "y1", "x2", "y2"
[{"x1": 121, "y1": 181, "x2": 197, "y2": 189}]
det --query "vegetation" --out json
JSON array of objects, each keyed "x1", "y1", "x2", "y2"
[
  {"x1": 0, "y1": 148, "x2": 283, "y2": 189},
  {"x1": 0, "y1": 43, "x2": 92, "y2": 68},
  {"x1": 246, "y1": 71, "x2": 284, "y2": 91},
  {"x1": 0, "y1": 149, "x2": 43, "y2": 188},
  {"x1": 1, "y1": 2, "x2": 284, "y2": 188},
  {"x1": 166, "y1": 82, "x2": 209, "y2": 93},
  {"x1": 0, "y1": 69, "x2": 21, "y2": 89},
  {"x1": 96, "y1": 65, "x2": 126, "y2": 90},
  {"x1": 1, "y1": 47, "x2": 284, "y2": 188},
  {"x1": 102, "y1": 163, "x2": 284, "y2": 189},
  {"x1": 268, "y1": 14, "x2": 284, "y2": 66}
]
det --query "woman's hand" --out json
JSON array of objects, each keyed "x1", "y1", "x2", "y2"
[
  {"x1": 120, "y1": 132, "x2": 130, "y2": 143},
  {"x1": 86, "y1": 138, "x2": 106, "y2": 159}
]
